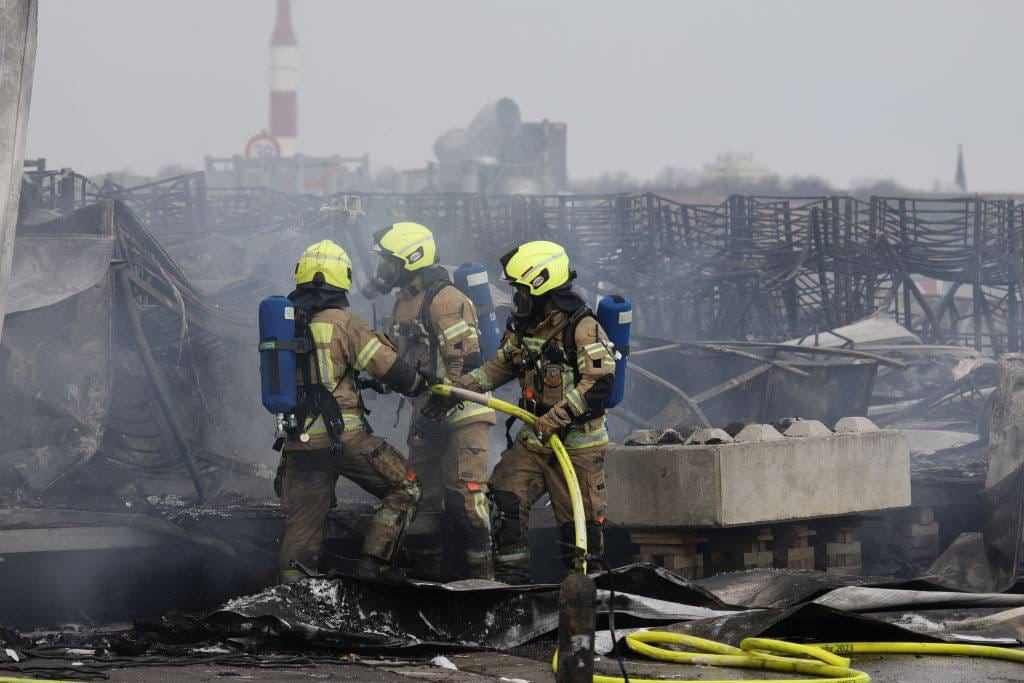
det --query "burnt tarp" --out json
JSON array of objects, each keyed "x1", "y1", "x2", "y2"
[
  {"x1": 0, "y1": 207, "x2": 114, "y2": 495},
  {"x1": 189, "y1": 564, "x2": 1024, "y2": 652},
  {"x1": 6, "y1": 233, "x2": 113, "y2": 313},
  {"x1": 0, "y1": 198, "x2": 272, "y2": 505},
  {"x1": 204, "y1": 565, "x2": 738, "y2": 651},
  {"x1": 697, "y1": 569, "x2": 947, "y2": 610},
  {"x1": 5, "y1": 564, "x2": 1024, "y2": 679},
  {"x1": 670, "y1": 603, "x2": 946, "y2": 646}
]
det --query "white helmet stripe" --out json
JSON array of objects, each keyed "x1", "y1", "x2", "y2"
[{"x1": 521, "y1": 250, "x2": 565, "y2": 282}]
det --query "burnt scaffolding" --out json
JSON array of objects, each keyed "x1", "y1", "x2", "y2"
[{"x1": 60, "y1": 172, "x2": 1024, "y2": 353}]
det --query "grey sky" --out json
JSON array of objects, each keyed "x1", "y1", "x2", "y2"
[{"x1": 26, "y1": 1, "x2": 1024, "y2": 190}]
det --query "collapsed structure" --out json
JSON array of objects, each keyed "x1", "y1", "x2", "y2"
[{"x1": 0, "y1": 162, "x2": 1023, "y2": 680}]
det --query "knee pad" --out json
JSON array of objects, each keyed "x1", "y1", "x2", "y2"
[
  {"x1": 370, "y1": 504, "x2": 415, "y2": 564},
  {"x1": 445, "y1": 486, "x2": 489, "y2": 532},
  {"x1": 404, "y1": 476, "x2": 423, "y2": 505}
]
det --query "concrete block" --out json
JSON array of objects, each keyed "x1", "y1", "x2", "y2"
[
  {"x1": 776, "y1": 525, "x2": 816, "y2": 570},
  {"x1": 685, "y1": 428, "x2": 734, "y2": 445},
  {"x1": 734, "y1": 423, "x2": 784, "y2": 442},
  {"x1": 834, "y1": 416, "x2": 879, "y2": 433},
  {"x1": 657, "y1": 428, "x2": 687, "y2": 445},
  {"x1": 743, "y1": 528, "x2": 774, "y2": 569},
  {"x1": 662, "y1": 550, "x2": 703, "y2": 579},
  {"x1": 605, "y1": 430, "x2": 910, "y2": 527},
  {"x1": 786, "y1": 546, "x2": 816, "y2": 570},
  {"x1": 743, "y1": 550, "x2": 774, "y2": 569},
  {"x1": 624, "y1": 430, "x2": 660, "y2": 446},
  {"x1": 826, "y1": 540, "x2": 862, "y2": 575},
  {"x1": 784, "y1": 420, "x2": 832, "y2": 438}
]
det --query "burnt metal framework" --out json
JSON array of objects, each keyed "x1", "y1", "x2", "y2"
[
  {"x1": 95, "y1": 173, "x2": 1024, "y2": 352},
  {"x1": 21, "y1": 165, "x2": 100, "y2": 213},
  {"x1": 100, "y1": 173, "x2": 208, "y2": 234}
]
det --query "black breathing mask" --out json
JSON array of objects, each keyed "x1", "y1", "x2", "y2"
[
  {"x1": 374, "y1": 254, "x2": 405, "y2": 292},
  {"x1": 512, "y1": 285, "x2": 536, "y2": 320}
]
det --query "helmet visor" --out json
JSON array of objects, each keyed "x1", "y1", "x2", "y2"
[{"x1": 375, "y1": 253, "x2": 405, "y2": 291}]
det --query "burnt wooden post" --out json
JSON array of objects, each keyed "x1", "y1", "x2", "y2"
[
  {"x1": 841, "y1": 197, "x2": 853, "y2": 322},
  {"x1": 899, "y1": 198, "x2": 912, "y2": 333},
  {"x1": 58, "y1": 171, "x2": 76, "y2": 212},
  {"x1": 782, "y1": 204, "x2": 800, "y2": 336},
  {"x1": 867, "y1": 197, "x2": 880, "y2": 316},
  {"x1": 830, "y1": 196, "x2": 843, "y2": 322},
  {"x1": 973, "y1": 198, "x2": 984, "y2": 350},
  {"x1": 810, "y1": 208, "x2": 834, "y2": 329},
  {"x1": 556, "y1": 573, "x2": 596, "y2": 683}
]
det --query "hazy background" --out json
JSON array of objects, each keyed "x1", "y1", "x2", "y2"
[{"x1": 26, "y1": 0, "x2": 1024, "y2": 190}]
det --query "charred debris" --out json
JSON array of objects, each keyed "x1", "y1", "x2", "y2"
[{"x1": 1, "y1": 163, "x2": 1024, "y2": 678}]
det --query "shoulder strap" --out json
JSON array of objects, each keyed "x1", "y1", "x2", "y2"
[
  {"x1": 419, "y1": 279, "x2": 453, "y2": 333},
  {"x1": 563, "y1": 307, "x2": 596, "y2": 381},
  {"x1": 420, "y1": 280, "x2": 454, "y2": 372},
  {"x1": 561, "y1": 306, "x2": 593, "y2": 353},
  {"x1": 293, "y1": 311, "x2": 346, "y2": 447}
]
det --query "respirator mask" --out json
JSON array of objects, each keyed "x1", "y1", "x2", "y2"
[
  {"x1": 371, "y1": 254, "x2": 405, "y2": 292},
  {"x1": 512, "y1": 285, "x2": 536, "y2": 320}
]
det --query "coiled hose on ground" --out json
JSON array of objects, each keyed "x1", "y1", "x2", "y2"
[{"x1": 430, "y1": 385, "x2": 1024, "y2": 683}]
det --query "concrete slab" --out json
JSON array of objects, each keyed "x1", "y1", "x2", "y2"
[{"x1": 606, "y1": 430, "x2": 910, "y2": 527}]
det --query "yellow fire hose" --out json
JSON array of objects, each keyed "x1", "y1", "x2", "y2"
[
  {"x1": 430, "y1": 384, "x2": 588, "y2": 573},
  {"x1": 431, "y1": 385, "x2": 1024, "y2": 682}
]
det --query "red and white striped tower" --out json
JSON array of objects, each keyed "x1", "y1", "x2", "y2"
[{"x1": 269, "y1": 0, "x2": 298, "y2": 157}]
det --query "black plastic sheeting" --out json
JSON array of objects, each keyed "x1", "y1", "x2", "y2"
[
  {"x1": 172, "y1": 564, "x2": 1024, "y2": 652},
  {"x1": 692, "y1": 568, "x2": 1016, "y2": 610},
  {"x1": 204, "y1": 565, "x2": 739, "y2": 651},
  {"x1": 4, "y1": 563, "x2": 1024, "y2": 680}
]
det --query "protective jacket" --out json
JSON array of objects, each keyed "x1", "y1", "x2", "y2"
[
  {"x1": 285, "y1": 307, "x2": 412, "y2": 451},
  {"x1": 392, "y1": 266, "x2": 495, "y2": 427},
  {"x1": 459, "y1": 297, "x2": 615, "y2": 451}
]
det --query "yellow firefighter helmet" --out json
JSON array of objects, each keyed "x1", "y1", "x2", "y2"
[
  {"x1": 294, "y1": 239, "x2": 352, "y2": 290},
  {"x1": 500, "y1": 240, "x2": 574, "y2": 296},
  {"x1": 373, "y1": 222, "x2": 437, "y2": 272}
]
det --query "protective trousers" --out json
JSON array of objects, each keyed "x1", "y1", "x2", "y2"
[
  {"x1": 489, "y1": 440, "x2": 607, "y2": 584},
  {"x1": 278, "y1": 430, "x2": 420, "y2": 583},
  {"x1": 405, "y1": 420, "x2": 493, "y2": 580}
]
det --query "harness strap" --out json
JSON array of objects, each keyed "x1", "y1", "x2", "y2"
[{"x1": 420, "y1": 278, "x2": 453, "y2": 375}]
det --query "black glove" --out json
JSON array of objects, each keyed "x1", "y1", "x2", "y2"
[
  {"x1": 422, "y1": 391, "x2": 458, "y2": 421},
  {"x1": 357, "y1": 376, "x2": 391, "y2": 394}
]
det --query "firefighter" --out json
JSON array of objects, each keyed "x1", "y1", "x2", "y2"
[
  {"x1": 278, "y1": 239, "x2": 430, "y2": 584},
  {"x1": 450, "y1": 240, "x2": 615, "y2": 584},
  {"x1": 366, "y1": 222, "x2": 496, "y2": 580}
]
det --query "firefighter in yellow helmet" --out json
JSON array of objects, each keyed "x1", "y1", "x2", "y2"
[
  {"x1": 450, "y1": 240, "x2": 615, "y2": 583},
  {"x1": 277, "y1": 239, "x2": 431, "y2": 584},
  {"x1": 365, "y1": 222, "x2": 496, "y2": 580}
]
